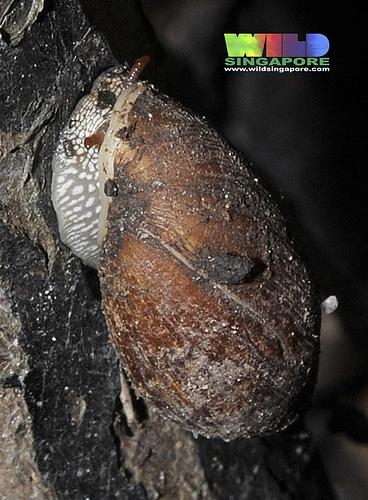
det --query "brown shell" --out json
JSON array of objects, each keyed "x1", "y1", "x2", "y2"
[{"x1": 99, "y1": 87, "x2": 320, "y2": 440}]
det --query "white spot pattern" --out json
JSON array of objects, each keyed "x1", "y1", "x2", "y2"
[{"x1": 51, "y1": 66, "x2": 128, "y2": 268}]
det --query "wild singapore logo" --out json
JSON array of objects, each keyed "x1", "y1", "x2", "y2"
[{"x1": 224, "y1": 33, "x2": 330, "y2": 73}]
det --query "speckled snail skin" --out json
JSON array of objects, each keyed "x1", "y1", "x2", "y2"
[{"x1": 51, "y1": 57, "x2": 320, "y2": 440}]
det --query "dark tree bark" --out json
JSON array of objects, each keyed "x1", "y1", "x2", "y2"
[{"x1": 0, "y1": 1, "x2": 334, "y2": 498}]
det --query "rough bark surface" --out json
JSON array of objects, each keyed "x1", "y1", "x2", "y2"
[{"x1": 0, "y1": 0, "x2": 334, "y2": 499}]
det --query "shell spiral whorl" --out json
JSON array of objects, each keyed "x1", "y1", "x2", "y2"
[{"x1": 51, "y1": 60, "x2": 320, "y2": 440}]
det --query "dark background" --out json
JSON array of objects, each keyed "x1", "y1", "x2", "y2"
[{"x1": 80, "y1": 0, "x2": 367, "y2": 353}]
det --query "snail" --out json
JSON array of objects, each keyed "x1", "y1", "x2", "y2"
[{"x1": 51, "y1": 57, "x2": 320, "y2": 440}]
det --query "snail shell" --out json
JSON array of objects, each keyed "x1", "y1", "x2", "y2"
[{"x1": 52, "y1": 61, "x2": 320, "y2": 440}]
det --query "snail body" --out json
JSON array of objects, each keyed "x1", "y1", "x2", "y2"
[{"x1": 52, "y1": 61, "x2": 320, "y2": 440}]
